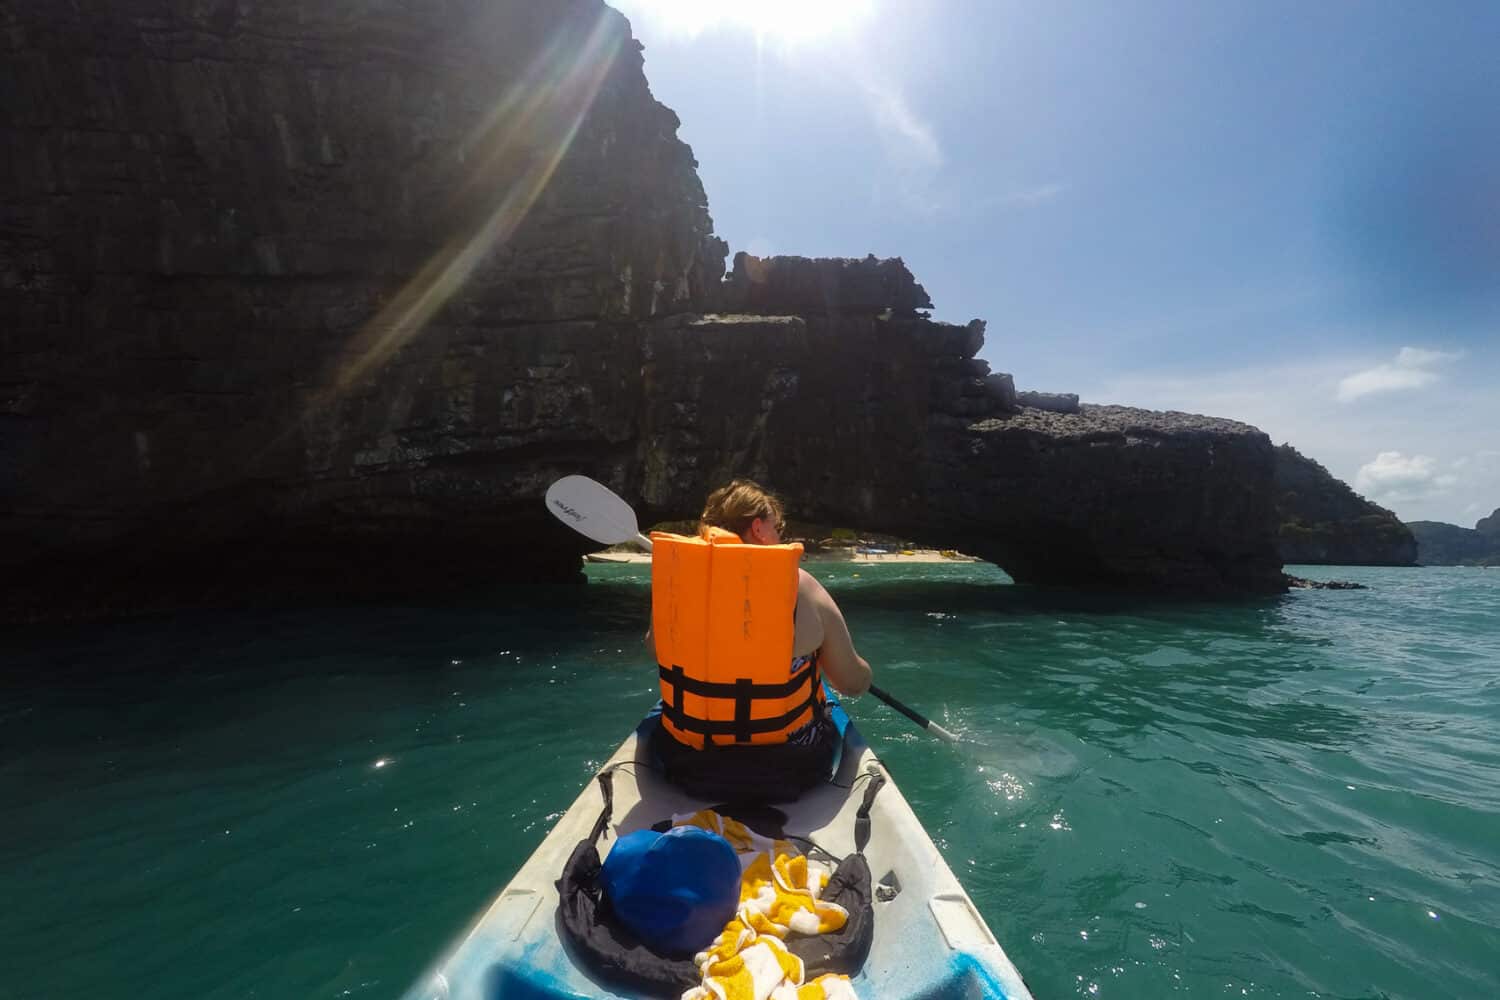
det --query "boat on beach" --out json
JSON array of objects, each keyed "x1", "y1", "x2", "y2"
[{"x1": 401, "y1": 717, "x2": 1034, "y2": 1000}]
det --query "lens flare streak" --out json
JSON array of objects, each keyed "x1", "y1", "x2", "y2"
[{"x1": 325, "y1": 11, "x2": 625, "y2": 399}]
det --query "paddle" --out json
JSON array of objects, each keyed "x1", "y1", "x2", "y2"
[
  {"x1": 545, "y1": 475, "x2": 655, "y2": 551},
  {"x1": 868, "y1": 684, "x2": 960, "y2": 743},
  {"x1": 544, "y1": 475, "x2": 962, "y2": 744}
]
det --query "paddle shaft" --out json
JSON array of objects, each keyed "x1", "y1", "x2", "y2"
[{"x1": 868, "y1": 684, "x2": 960, "y2": 743}]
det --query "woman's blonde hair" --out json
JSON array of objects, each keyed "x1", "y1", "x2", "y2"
[{"x1": 700, "y1": 479, "x2": 786, "y2": 539}]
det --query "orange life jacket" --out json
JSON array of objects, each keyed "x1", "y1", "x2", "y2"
[{"x1": 651, "y1": 527, "x2": 826, "y2": 749}]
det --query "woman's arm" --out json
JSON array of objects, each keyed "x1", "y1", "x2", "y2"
[{"x1": 799, "y1": 571, "x2": 872, "y2": 696}]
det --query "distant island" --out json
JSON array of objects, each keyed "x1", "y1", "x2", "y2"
[
  {"x1": 1274, "y1": 445, "x2": 1498, "y2": 567},
  {"x1": 1274, "y1": 445, "x2": 1417, "y2": 565},
  {"x1": 1407, "y1": 509, "x2": 1500, "y2": 566}
]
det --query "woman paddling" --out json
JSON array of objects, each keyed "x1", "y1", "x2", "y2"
[{"x1": 649, "y1": 479, "x2": 873, "y2": 801}]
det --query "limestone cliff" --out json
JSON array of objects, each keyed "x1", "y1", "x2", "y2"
[
  {"x1": 1, "y1": 0, "x2": 1286, "y2": 620},
  {"x1": 2, "y1": 0, "x2": 725, "y2": 613},
  {"x1": 1274, "y1": 446, "x2": 1417, "y2": 565},
  {"x1": 638, "y1": 314, "x2": 1282, "y2": 593}
]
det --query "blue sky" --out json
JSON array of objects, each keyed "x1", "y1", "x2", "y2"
[{"x1": 609, "y1": 0, "x2": 1498, "y2": 525}]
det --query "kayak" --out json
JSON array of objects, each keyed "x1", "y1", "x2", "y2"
[{"x1": 401, "y1": 716, "x2": 1035, "y2": 1000}]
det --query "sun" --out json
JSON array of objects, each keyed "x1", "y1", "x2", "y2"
[{"x1": 613, "y1": 0, "x2": 875, "y2": 47}]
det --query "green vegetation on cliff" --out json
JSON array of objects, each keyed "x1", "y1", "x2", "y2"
[
  {"x1": 1407, "y1": 511, "x2": 1500, "y2": 565},
  {"x1": 1274, "y1": 445, "x2": 1417, "y2": 565}
]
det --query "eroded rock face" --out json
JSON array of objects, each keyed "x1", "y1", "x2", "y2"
[
  {"x1": 1, "y1": 0, "x2": 1287, "y2": 619},
  {"x1": 1274, "y1": 446, "x2": 1417, "y2": 566},
  {"x1": 2, "y1": 0, "x2": 724, "y2": 612},
  {"x1": 634, "y1": 316, "x2": 1283, "y2": 593},
  {"x1": 951, "y1": 407, "x2": 1281, "y2": 591}
]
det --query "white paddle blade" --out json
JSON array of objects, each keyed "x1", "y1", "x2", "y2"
[
  {"x1": 927, "y1": 721, "x2": 961, "y2": 744},
  {"x1": 545, "y1": 475, "x2": 642, "y2": 546}
]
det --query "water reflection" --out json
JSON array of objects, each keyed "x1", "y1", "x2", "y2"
[{"x1": 832, "y1": 578, "x2": 1369, "y2": 756}]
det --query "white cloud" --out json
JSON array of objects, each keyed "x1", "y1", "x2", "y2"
[
  {"x1": 1354, "y1": 451, "x2": 1458, "y2": 503},
  {"x1": 851, "y1": 68, "x2": 943, "y2": 169},
  {"x1": 1336, "y1": 345, "x2": 1462, "y2": 402},
  {"x1": 1082, "y1": 353, "x2": 1500, "y2": 524},
  {"x1": 847, "y1": 53, "x2": 946, "y2": 215},
  {"x1": 1336, "y1": 365, "x2": 1438, "y2": 401},
  {"x1": 1395, "y1": 346, "x2": 1460, "y2": 368}
]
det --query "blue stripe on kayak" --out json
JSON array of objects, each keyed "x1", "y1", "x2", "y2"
[
  {"x1": 856, "y1": 952, "x2": 1011, "y2": 1000},
  {"x1": 484, "y1": 951, "x2": 1010, "y2": 1000},
  {"x1": 484, "y1": 959, "x2": 1008, "y2": 1000},
  {"x1": 824, "y1": 682, "x2": 849, "y2": 774},
  {"x1": 930, "y1": 952, "x2": 1012, "y2": 999},
  {"x1": 484, "y1": 943, "x2": 599, "y2": 999}
]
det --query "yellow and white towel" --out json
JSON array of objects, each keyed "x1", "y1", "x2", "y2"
[{"x1": 675, "y1": 810, "x2": 858, "y2": 1000}]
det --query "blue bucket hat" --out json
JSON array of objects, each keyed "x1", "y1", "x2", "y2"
[{"x1": 599, "y1": 825, "x2": 741, "y2": 956}]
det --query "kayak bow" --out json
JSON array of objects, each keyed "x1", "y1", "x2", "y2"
[{"x1": 401, "y1": 719, "x2": 1033, "y2": 999}]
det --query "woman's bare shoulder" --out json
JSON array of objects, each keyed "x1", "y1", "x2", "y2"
[
  {"x1": 800, "y1": 568, "x2": 851, "y2": 620},
  {"x1": 797, "y1": 567, "x2": 831, "y2": 601}
]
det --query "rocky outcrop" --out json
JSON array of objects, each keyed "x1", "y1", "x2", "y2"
[
  {"x1": 984, "y1": 373, "x2": 1019, "y2": 411},
  {"x1": 1407, "y1": 516, "x2": 1500, "y2": 566},
  {"x1": 1274, "y1": 446, "x2": 1417, "y2": 565},
  {"x1": 717, "y1": 253, "x2": 933, "y2": 317},
  {"x1": 1016, "y1": 391, "x2": 1080, "y2": 414},
  {"x1": 0, "y1": 0, "x2": 1287, "y2": 620},
  {"x1": 941, "y1": 407, "x2": 1281, "y2": 591},
  {"x1": 636, "y1": 315, "x2": 1281, "y2": 593},
  {"x1": 1285, "y1": 576, "x2": 1368, "y2": 590}
]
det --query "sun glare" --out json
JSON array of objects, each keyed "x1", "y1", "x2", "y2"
[{"x1": 616, "y1": 0, "x2": 875, "y2": 46}]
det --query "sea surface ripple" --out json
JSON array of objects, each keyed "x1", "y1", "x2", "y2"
[{"x1": 2, "y1": 564, "x2": 1497, "y2": 999}]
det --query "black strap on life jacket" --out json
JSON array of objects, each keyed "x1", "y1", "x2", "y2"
[{"x1": 658, "y1": 660, "x2": 822, "y2": 744}]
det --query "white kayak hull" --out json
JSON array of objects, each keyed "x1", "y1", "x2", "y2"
[{"x1": 402, "y1": 719, "x2": 1034, "y2": 1000}]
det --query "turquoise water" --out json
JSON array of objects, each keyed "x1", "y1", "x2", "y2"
[{"x1": 4, "y1": 564, "x2": 1498, "y2": 999}]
